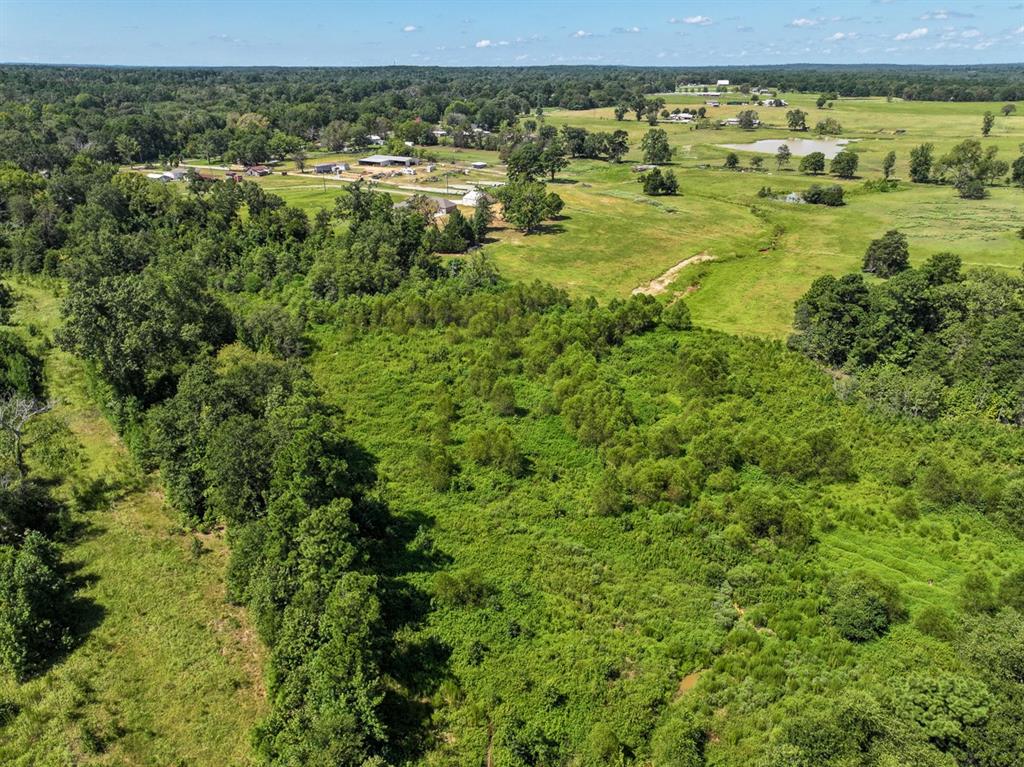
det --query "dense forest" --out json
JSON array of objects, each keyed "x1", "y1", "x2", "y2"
[
  {"x1": 1, "y1": 63, "x2": 1022, "y2": 170},
  {"x1": 1, "y1": 64, "x2": 1023, "y2": 766}
]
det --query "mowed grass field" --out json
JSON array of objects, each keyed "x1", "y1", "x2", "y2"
[
  {"x1": 176, "y1": 93, "x2": 1022, "y2": 338},
  {"x1": 0, "y1": 280, "x2": 265, "y2": 766},
  {"x1": 526, "y1": 93, "x2": 1024, "y2": 336}
]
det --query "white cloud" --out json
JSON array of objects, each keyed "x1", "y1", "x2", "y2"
[
  {"x1": 670, "y1": 15, "x2": 712, "y2": 25},
  {"x1": 894, "y1": 27, "x2": 928, "y2": 40},
  {"x1": 828, "y1": 32, "x2": 857, "y2": 41},
  {"x1": 402, "y1": 24, "x2": 418, "y2": 32},
  {"x1": 613, "y1": 25, "x2": 641, "y2": 34},
  {"x1": 1014, "y1": 25, "x2": 1024, "y2": 34},
  {"x1": 789, "y1": 18, "x2": 819, "y2": 27},
  {"x1": 475, "y1": 39, "x2": 492, "y2": 48},
  {"x1": 960, "y1": 29, "x2": 981, "y2": 38},
  {"x1": 571, "y1": 29, "x2": 593, "y2": 38},
  {"x1": 920, "y1": 9, "x2": 972, "y2": 20}
]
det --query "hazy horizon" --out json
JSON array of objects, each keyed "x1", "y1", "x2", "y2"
[{"x1": 2, "y1": 0, "x2": 1021, "y2": 68}]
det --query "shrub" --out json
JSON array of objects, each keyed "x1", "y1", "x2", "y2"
[
  {"x1": 662, "y1": 299, "x2": 692, "y2": 330},
  {"x1": 914, "y1": 605, "x2": 957, "y2": 641},
  {"x1": 960, "y1": 570, "x2": 999, "y2": 614},
  {"x1": 466, "y1": 424, "x2": 525, "y2": 477},
  {"x1": 829, "y1": 570, "x2": 907, "y2": 641},
  {"x1": 489, "y1": 379, "x2": 517, "y2": 417},
  {"x1": 802, "y1": 184, "x2": 844, "y2": 206},
  {"x1": 997, "y1": 568, "x2": 1024, "y2": 612}
]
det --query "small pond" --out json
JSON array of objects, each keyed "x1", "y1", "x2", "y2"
[{"x1": 717, "y1": 137, "x2": 857, "y2": 159}]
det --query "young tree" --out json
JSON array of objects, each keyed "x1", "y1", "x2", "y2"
[
  {"x1": 981, "y1": 111, "x2": 995, "y2": 137},
  {"x1": 802, "y1": 184, "x2": 845, "y2": 206},
  {"x1": 471, "y1": 194, "x2": 494, "y2": 241},
  {"x1": 882, "y1": 150, "x2": 896, "y2": 179},
  {"x1": 786, "y1": 109, "x2": 808, "y2": 131},
  {"x1": 829, "y1": 570, "x2": 907, "y2": 642},
  {"x1": 613, "y1": 104, "x2": 628, "y2": 121},
  {"x1": 830, "y1": 150, "x2": 859, "y2": 179},
  {"x1": 0, "y1": 282, "x2": 14, "y2": 325},
  {"x1": 776, "y1": 144, "x2": 792, "y2": 169},
  {"x1": 641, "y1": 128, "x2": 672, "y2": 164},
  {"x1": 0, "y1": 532, "x2": 73, "y2": 680},
  {"x1": 909, "y1": 142, "x2": 933, "y2": 183},
  {"x1": 816, "y1": 94, "x2": 828, "y2": 109},
  {"x1": 629, "y1": 92, "x2": 648, "y2": 121},
  {"x1": 862, "y1": 230, "x2": 910, "y2": 278},
  {"x1": 1001, "y1": 103, "x2": 1017, "y2": 117},
  {"x1": 723, "y1": 152, "x2": 740, "y2": 170},
  {"x1": 750, "y1": 156, "x2": 765, "y2": 171},
  {"x1": 799, "y1": 151, "x2": 826, "y2": 175}
]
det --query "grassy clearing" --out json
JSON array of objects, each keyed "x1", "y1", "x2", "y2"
[
  {"x1": 486, "y1": 95, "x2": 1023, "y2": 335},
  {"x1": 0, "y1": 279, "x2": 265, "y2": 766}
]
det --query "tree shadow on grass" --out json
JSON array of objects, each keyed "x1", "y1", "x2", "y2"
[
  {"x1": 341, "y1": 441, "x2": 454, "y2": 764},
  {"x1": 526, "y1": 222, "x2": 567, "y2": 236},
  {"x1": 15, "y1": 545, "x2": 105, "y2": 682}
]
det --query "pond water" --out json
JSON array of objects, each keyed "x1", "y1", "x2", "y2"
[{"x1": 717, "y1": 137, "x2": 856, "y2": 159}]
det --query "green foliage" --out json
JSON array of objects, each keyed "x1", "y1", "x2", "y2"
[
  {"x1": 862, "y1": 229, "x2": 910, "y2": 277},
  {"x1": 641, "y1": 128, "x2": 673, "y2": 164},
  {"x1": 828, "y1": 570, "x2": 908, "y2": 641},
  {"x1": 909, "y1": 142, "x2": 934, "y2": 183},
  {"x1": 495, "y1": 180, "x2": 564, "y2": 233},
  {"x1": 467, "y1": 423, "x2": 525, "y2": 476},
  {"x1": 0, "y1": 532, "x2": 72, "y2": 680},
  {"x1": 830, "y1": 149, "x2": 859, "y2": 179},
  {"x1": 799, "y1": 152, "x2": 825, "y2": 175},
  {"x1": 662, "y1": 299, "x2": 693, "y2": 330},
  {"x1": 914, "y1": 605, "x2": 957, "y2": 641},
  {"x1": 801, "y1": 184, "x2": 844, "y2": 206},
  {"x1": 815, "y1": 118, "x2": 843, "y2": 135},
  {"x1": 640, "y1": 167, "x2": 679, "y2": 196},
  {"x1": 981, "y1": 111, "x2": 995, "y2": 137},
  {"x1": 960, "y1": 570, "x2": 1000, "y2": 615},
  {"x1": 882, "y1": 150, "x2": 897, "y2": 179}
]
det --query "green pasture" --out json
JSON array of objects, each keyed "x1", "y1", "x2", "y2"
[
  {"x1": 170, "y1": 95, "x2": 1023, "y2": 340},
  {"x1": 481, "y1": 95, "x2": 1024, "y2": 336}
]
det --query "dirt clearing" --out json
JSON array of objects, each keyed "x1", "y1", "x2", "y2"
[{"x1": 632, "y1": 252, "x2": 715, "y2": 296}]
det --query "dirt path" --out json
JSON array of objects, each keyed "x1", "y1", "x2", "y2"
[{"x1": 632, "y1": 252, "x2": 716, "y2": 296}]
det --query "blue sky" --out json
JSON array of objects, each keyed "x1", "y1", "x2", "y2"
[{"x1": 1, "y1": 1, "x2": 1021, "y2": 66}]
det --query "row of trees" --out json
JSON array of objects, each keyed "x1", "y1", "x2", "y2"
[{"x1": 0, "y1": 300, "x2": 79, "y2": 681}]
